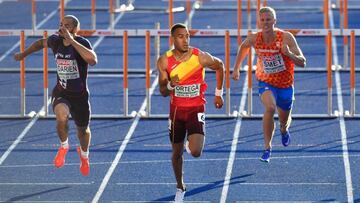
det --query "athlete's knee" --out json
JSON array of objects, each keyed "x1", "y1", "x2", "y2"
[
  {"x1": 190, "y1": 149, "x2": 202, "y2": 158},
  {"x1": 56, "y1": 120, "x2": 68, "y2": 133},
  {"x1": 172, "y1": 152, "x2": 182, "y2": 161},
  {"x1": 264, "y1": 104, "x2": 276, "y2": 114},
  {"x1": 56, "y1": 113, "x2": 68, "y2": 123},
  {"x1": 77, "y1": 126, "x2": 90, "y2": 135}
]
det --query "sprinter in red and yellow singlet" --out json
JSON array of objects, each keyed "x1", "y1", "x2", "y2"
[
  {"x1": 157, "y1": 23, "x2": 224, "y2": 202},
  {"x1": 232, "y1": 7, "x2": 306, "y2": 163}
]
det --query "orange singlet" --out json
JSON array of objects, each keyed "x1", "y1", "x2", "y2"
[
  {"x1": 255, "y1": 29, "x2": 295, "y2": 88},
  {"x1": 166, "y1": 47, "x2": 207, "y2": 107}
]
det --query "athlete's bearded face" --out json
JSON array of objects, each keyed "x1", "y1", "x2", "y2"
[
  {"x1": 259, "y1": 12, "x2": 276, "y2": 33},
  {"x1": 172, "y1": 28, "x2": 190, "y2": 53}
]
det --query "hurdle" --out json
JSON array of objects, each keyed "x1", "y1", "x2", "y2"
[
  {"x1": 0, "y1": 29, "x2": 139, "y2": 119},
  {"x1": 1, "y1": 28, "x2": 359, "y2": 119},
  {"x1": 344, "y1": 30, "x2": 359, "y2": 119},
  {"x1": 0, "y1": 31, "x2": 34, "y2": 119}
]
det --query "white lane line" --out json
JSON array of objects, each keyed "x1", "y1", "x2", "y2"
[
  {"x1": 0, "y1": 113, "x2": 40, "y2": 165},
  {"x1": 0, "y1": 200, "x2": 84, "y2": 203},
  {"x1": 184, "y1": 0, "x2": 200, "y2": 28},
  {"x1": 220, "y1": 48, "x2": 255, "y2": 203},
  {"x1": 115, "y1": 182, "x2": 339, "y2": 186},
  {"x1": 220, "y1": 76, "x2": 247, "y2": 203},
  {"x1": 0, "y1": 1, "x2": 71, "y2": 167},
  {"x1": 0, "y1": 1, "x2": 71, "y2": 63},
  {"x1": 92, "y1": 1, "x2": 129, "y2": 50},
  {"x1": 2, "y1": 154, "x2": 359, "y2": 168},
  {"x1": 112, "y1": 201, "x2": 210, "y2": 203},
  {"x1": 329, "y1": 6, "x2": 354, "y2": 203},
  {"x1": 92, "y1": 70, "x2": 158, "y2": 203},
  {"x1": 0, "y1": 182, "x2": 92, "y2": 185},
  {"x1": 0, "y1": 201, "x2": 84, "y2": 203},
  {"x1": 235, "y1": 201, "x2": 340, "y2": 203},
  {"x1": 92, "y1": 10, "x2": 124, "y2": 50}
]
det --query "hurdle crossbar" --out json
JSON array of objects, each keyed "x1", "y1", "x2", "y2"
[
  {"x1": 2, "y1": 28, "x2": 359, "y2": 119},
  {"x1": 1, "y1": 29, "x2": 360, "y2": 37}
]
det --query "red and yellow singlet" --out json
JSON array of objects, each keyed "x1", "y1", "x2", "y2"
[
  {"x1": 166, "y1": 47, "x2": 207, "y2": 107},
  {"x1": 255, "y1": 30, "x2": 295, "y2": 88}
]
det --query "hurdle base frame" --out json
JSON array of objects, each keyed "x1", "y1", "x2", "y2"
[{"x1": 0, "y1": 113, "x2": 136, "y2": 120}]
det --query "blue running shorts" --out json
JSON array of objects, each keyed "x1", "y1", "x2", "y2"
[{"x1": 258, "y1": 81, "x2": 294, "y2": 111}]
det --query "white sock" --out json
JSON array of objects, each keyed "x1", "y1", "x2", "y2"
[
  {"x1": 80, "y1": 147, "x2": 89, "y2": 158},
  {"x1": 61, "y1": 138, "x2": 69, "y2": 148}
]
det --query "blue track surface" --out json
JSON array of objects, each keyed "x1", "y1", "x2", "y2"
[{"x1": 0, "y1": 0, "x2": 360, "y2": 202}]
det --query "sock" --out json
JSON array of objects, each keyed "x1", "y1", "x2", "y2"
[
  {"x1": 61, "y1": 138, "x2": 69, "y2": 148},
  {"x1": 80, "y1": 147, "x2": 89, "y2": 158}
]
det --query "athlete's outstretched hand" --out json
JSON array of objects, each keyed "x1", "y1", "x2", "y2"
[
  {"x1": 59, "y1": 26, "x2": 75, "y2": 44},
  {"x1": 232, "y1": 69, "x2": 240, "y2": 81},
  {"x1": 170, "y1": 74, "x2": 180, "y2": 87},
  {"x1": 281, "y1": 43, "x2": 292, "y2": 57},
  {"x1": 14, "y1": 52, "x2": 24, "y2": 61},
  {"x1": 214, "y1": 96, "x2": 223, "y2": 109}
]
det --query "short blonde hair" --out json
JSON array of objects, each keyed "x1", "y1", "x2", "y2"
[{"x1": 259, "y1": 7, "x2": 276, "y2": 19}]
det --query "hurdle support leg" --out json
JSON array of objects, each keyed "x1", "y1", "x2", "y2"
[
  {"x1": 247, "y1": 47, "x2": 252, "y2": 116},
  {"x1": 91, "y1": 0, "x2": 96, "y2": 30},
  {"x1": 350, "y1": 30, "x2": 355, "y2": 116},
  {"x1": 327, "y1": 30, "x2": 333, "y2": 116},
  {"x1": 145, "y1": 31, "x2": 151, "y2": 117},
  {"x1": 110, "y1": 0, "x2": 115, "y2": 30},
  {"x1": 154, "y1": 22, "x2": 160, "y2": 69},
  {"x1": 32, "y1": 0, "x2": 36, "y2": 32},
  {"x1": 123, "y1": 30, "x2": 129, "y2": 117},
  {"x1": 20, "y1": 31, "x2": 26, "y2": 117}
]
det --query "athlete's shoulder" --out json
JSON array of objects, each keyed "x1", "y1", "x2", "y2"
[
  {"x1": 75, "y1": 35, "x2": 92, "y2": 48},
  {"x1": 276, "y1": 28, "x2": 294, "y2": 38},
  {"x1": 157, "y1": 53, "x2": 168, "y2": 70},
  {"x1": 246, "y1": 31, "x2": 257, "y2": 43},
  {"x1": 47, "y1": 34, "x2": 61, "y2": 49},
  {"x1": 191, "y1": 47, "x2": 201, "y2": 54},
  {"x1": 48, "y1": 34, "x2": 61, "y2": 43}
]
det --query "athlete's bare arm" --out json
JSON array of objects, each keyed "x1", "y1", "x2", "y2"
[
  {"x1": 198, "y1": 51, "x2": 224, "y2": 109},
  {"x1": 157, "y1": 54, "x2": 179, "y2": 97},
  {"x1": 60, "y1": 27, "x2": 97, "y2": 66},
  {"x1": 232, "y1": 33, "x2": 256, "y2": 80},
  {"x1": 282, "y1": 31, "x2": 306, "y2": 67},
  {"x1": 14, "y1": 38, "x2": 47, "y2": 61}
]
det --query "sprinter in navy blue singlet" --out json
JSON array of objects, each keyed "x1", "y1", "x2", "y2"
[{"x1": 14, "y1": 15, "x2": 97, "y2": 176}]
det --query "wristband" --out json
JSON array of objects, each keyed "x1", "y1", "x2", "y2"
[
  {"x1": 215, "y1": 88, "x2": 223, "y2": 97},
  {"x1": 167, "y1": 81, "x2": 175, "y2": 91}
]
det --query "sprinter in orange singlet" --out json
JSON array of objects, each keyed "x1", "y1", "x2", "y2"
[
  {"x1": 157, "y1": 23, "x2": 224, "y2": 202},
  {"x1": 232, "y1": 7, "x2": 306, "y2": 163}
]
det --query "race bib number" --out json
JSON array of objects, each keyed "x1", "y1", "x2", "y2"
[
  {"x1": 174, "y1": 84, "x2": 200, "y2": 98},
  {"x1": 262, "y1": 54, "x2": 286, "y2": 74},
  {"x1": 56, "y1": 58, "x2": 80, "y2": 89},
  {"x1": 168, "y1": 118, "x2": 172, "y2": 130},
  {"x1": 197, "y1": 112, "x2": 205, "y2": 124}
]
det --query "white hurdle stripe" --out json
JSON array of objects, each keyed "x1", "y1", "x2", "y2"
[{"x1": 1, "y1": 29, "x2": 360, "y2": 37}]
